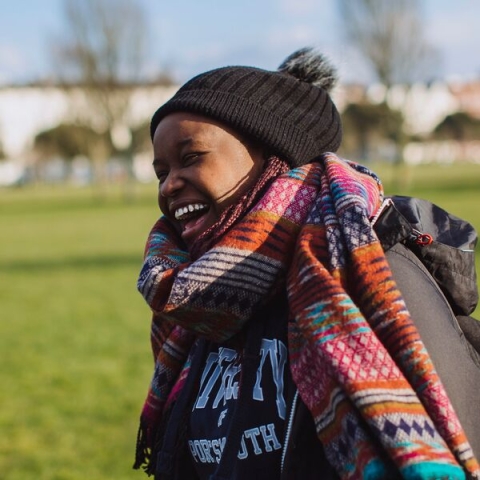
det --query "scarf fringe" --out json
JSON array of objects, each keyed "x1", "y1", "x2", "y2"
[{"x1": 133, "y1": 419, "x2": 154, "y2": 475}]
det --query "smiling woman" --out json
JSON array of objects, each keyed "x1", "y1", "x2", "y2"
[
  {"x1": 152, "y1": 113, "x2": 265, "y2": 246},
  {"x1": 133, "y1": 48, "x2": 480, "y2": 480}
]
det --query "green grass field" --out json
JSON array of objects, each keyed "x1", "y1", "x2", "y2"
[{"x1": 1, "y1": 163, "x2": 480, "y2": 480}]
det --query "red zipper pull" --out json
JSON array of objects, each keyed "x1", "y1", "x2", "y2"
[{"x1": 414, "y1": 232, "x2": 434, "y2": 246}]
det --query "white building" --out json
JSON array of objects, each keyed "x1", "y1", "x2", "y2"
[{"x1": 0, "y1": 83, "x2": 178, "y2": 159}]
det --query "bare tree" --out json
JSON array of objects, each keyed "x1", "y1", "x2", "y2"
[
  {"x1": 50, "y1": 0, "x2": 150, "y2": 186},
  {"x1": 338, "y1": 0, "x2": 439, "y2": 173},
  {"x1": 338, "y1": 0, "x2": 436, "y2": 87}
]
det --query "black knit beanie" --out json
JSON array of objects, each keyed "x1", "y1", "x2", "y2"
[{"x1": 150, "y1": 47, "x2": 342, "y2": 167}]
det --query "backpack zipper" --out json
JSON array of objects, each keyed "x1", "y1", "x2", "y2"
[{"x1": 409, "y1": 228, "x2": 434, "y2": 246}]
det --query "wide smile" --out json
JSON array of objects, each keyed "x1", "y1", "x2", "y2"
[
  {"x1": 174, "y1": 203, "x2": 209, "y2": 220},
  {"x1": 171, "y1": 202, "x2": 212, "y2": 244}
]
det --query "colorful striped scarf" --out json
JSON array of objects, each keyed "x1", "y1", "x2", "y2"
[{"x1": 135, "y1": 153, "x2": 480, "y2": 479}]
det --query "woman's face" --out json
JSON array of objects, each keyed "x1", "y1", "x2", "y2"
[{"x1": 153, "y1": 112, "x2": 265, "y2": 245}]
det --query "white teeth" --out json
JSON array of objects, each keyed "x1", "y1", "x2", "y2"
[{"x1": 174, "y1": 203, "x2": 207, "y2": 220}]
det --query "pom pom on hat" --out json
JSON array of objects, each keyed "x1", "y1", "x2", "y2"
[
  {"x1": 278, "y1": 47, "x2": 338, "y2": 92},
  {"x1": 150, "y1": 47, "x2": 342, "y2": 167}
]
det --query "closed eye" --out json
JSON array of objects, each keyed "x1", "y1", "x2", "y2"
[
  {"x1": 182, "y1": 152, "x2": 204, "y2": 166},
  {"x1": 155, "y1": 170, "x2": 168, "y2": 183},
  {"x1": 152, "y1": 158, "x2": 169, "y2": 183}
]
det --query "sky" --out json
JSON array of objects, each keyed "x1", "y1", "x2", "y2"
[{"x1": 1, "y1": 0, "x2": 480, "y2": 86}]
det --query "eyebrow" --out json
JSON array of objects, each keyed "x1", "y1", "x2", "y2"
[{"x1": 152, "y1": 137, "x2": 194, "y2": 166}]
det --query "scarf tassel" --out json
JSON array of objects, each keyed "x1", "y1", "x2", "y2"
[{"x1": 133, "y1": 419, "x2": 155, "y2": 475}]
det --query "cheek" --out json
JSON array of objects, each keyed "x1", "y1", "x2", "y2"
[
  {"x1": 213, "y1": 168, "x2": 259, "y2": 207},
  {"x1": 210, "y1": 170, "x2": 242, "y2": 199}
]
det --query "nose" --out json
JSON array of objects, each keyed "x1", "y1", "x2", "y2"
[{"x1": 159, "y1": 169, "x2": 184, "y2": 198}]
